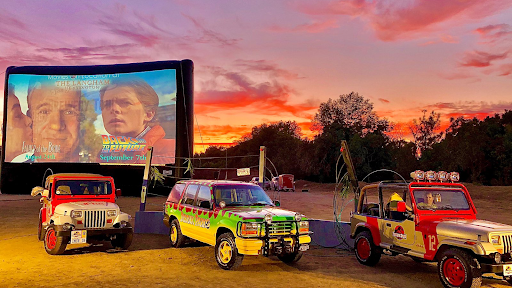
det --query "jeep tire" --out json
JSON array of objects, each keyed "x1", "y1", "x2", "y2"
[
  {"x1": 278, "y1": 251, "x2": 303, "y2": 263},
  {"x1": 215, "y1": 232, "x2": 244, "y2": 270},
  {"x1": 44, "y1": 226, "x2": 68, "y2": 255},
  {"x1": 169, "y1": 219, "x2": 186, "y2": 248},
  {"x1": 111, "y1": 223, "x2": 133, "y2": 250},
  {"x1": 354, "y1": 230, "x2": 381, "y2": 266},
  {"x1": 438, "y1": 248, "x2": 482, "y2": 288}
]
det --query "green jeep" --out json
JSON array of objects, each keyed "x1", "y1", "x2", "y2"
[{"x1": 163, "y1": 180, "x2": 311, "y2": 269}]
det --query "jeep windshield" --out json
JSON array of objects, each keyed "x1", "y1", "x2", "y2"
[
  {"x1": 214, "y1": 185, "x2": 273, "y2": 207},
  {"x1": 55, "y1": 180, "x2": 113, "y2": 196},
  {"x1": 413, "y1": 188, "x2": 470, "y2": 211}
]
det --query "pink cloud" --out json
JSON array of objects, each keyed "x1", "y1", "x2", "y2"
[
  {"x1": 268, "y1": 19, "x2": 339, "y2": 34},
  {"x1": 459, "y1": 50, "x2": 508, "y2": 67},
  {"x1": 294, "y1": 0, "x2": 512, "y2": 41},
  {"x1": 378, "y1": 98, "x2": 390, "y2": 104},
  {"x1": 234, "y1": 59, "x2": 303, "y2": 80},
  {"x1": 294, "y1": 0, "x2": 373, "y2": 17},
  {"x1": 181, "y1": 13, "x2": 240, "y2": 47},
  {"x1": 497, "y1": 63, "x2": 512, "y2": 76},
  {"x1": 475, "y1": 24, "x2": 512, "y2": 41},
  {"x1": 37, "y1": 44, "x2": 137, "y2": 62}
]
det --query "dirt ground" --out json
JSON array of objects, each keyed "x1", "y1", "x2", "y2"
[{"x1": 1, "y1": 181, "x2": 512, "y2": 288}]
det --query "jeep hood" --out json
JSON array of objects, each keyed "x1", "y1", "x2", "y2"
[
  {"x1": 437, "y1": 219, "x2": 512, "y2": 241},
  {"x1": 54, "y1": 201, "x2": 119, "y2": 214},
  {"x1": 221, "y1": 206, "x2": 302, "y2": 221}
]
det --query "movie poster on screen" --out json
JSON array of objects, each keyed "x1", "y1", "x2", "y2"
[{"x1": 5, "y1": 70, "x2": 177, "y2": 165}]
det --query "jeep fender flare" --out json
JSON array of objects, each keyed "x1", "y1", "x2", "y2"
[
  {"x1": 435, "y1": 240, "x2": 485, "y2": 260},
  {"x1": 216, "y1": 225, "x2": 233, "y2": 236},
  {"x1": 50, "y1": 215, "x2": 73, "y2": 225},
  {"x1": 114, "y1": 212, "x2": 130, "y2": 224},
  {"x1": 352, "y1": 222, "x2": 381, "y2": 246}
]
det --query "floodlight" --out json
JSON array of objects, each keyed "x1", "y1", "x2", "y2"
[
  {"x1": 449, "y1": 172, "x2": 460, "y2": 182},
  {"x1": 438, "y1": 171, "x2": 448, "y2": 182}
]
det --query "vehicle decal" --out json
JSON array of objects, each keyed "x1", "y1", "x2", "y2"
[
  {"x1": 182, "y1": 214, "x2": 210, "y2": 229},
  {"x1": 416, "y1": 221, "x2": 440, "y2": 260},
  {"x1": 393, "y1": 226, "x2": 407, "y2": 240},
  {"x1": 366, "y1": 216, "x2": 381, "y2": 245}
]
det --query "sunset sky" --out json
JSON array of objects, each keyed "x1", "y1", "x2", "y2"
[{"x1": 1, "y1": 0, "x2": 511, "y2": 153}]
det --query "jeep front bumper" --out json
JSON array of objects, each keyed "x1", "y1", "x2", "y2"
[
  {"x1": 235, "y1": 235, "x2": 311, "y2": 256},
  {"x1": 481, "y1": 262, "x2": 512, "y2": 276},
  {"x1": 55, "y1": 226, "x2": 133, "y2": 237}
]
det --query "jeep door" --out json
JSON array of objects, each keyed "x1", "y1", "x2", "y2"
[
  {"x1": 179, "y1": 184, "x2": 200, "y2": 239},
  {"x1": 192, "y1": 185, "x2": 215, "y2": 245},
  {"x1": 380, "y1": 191, "x2": 415, "y2": 247}
]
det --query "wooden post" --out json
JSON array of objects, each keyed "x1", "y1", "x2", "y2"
[
  {"x1": 140, "y1": 147, "x2": 153, "y2": 212},
  {"x1": 259, "y1": 146, "x2": 266, "y2": 187},
  {"x1": 340, "y1": 140, "x2": 359, "y2": 211}
]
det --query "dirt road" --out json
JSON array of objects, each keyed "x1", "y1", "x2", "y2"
[{"x1": 1, "y1": 182, "x2": 511, "y2": 288}]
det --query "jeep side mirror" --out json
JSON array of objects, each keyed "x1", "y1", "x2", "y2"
[
  {"x1": 116, "y1": 189, "x2": 122, "y2": 197},
  {"x1": 274, "y1": 200, "x2": 281, "y2": 207},
  {"x1": 397, "y1": 201, "x2": 406, "y2": 213},
  {"x1": 31, "y1": 186, "x2": 46, "y2": 197}
]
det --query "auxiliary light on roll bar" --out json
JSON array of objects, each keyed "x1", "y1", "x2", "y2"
[{"x1": 410, "y1": 170, "x2": 459, "y2": 183}]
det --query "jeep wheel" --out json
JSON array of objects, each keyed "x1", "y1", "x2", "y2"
[
  {"x1": 44, "y1": 226, "x2": 68, "y2": 255},
  {"x1": 504, "y1": 276, "x2": 512, "y2": 285},
  {"x1": 111, "y1": 223, "x2": 133, "y2": 250},
  {"x1": 169, "y1": 219, "x2": 186, "y2": 248},
  {"x1": 215, "y1": 232, "x2": 244, "y2": 270},
  {"x1": 354, "y1": 230, "x2": 381, "y2": 266},
  {"x1": 38, "y1": 211, "x2": 44, "y2": 241},
  {"x1": 438, "y1": 248, "x2": 482, "y2": 288},
  {"x1": 277, "y1": 251, "x2": 303, "y2": 263}
]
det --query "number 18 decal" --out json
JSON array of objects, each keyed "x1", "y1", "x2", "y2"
[{"x1": 428, "y1": 235, "x2": 436, "y2": 251}]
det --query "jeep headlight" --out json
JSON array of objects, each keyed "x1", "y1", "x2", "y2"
[
  {"x1": 107, "y1": 210, "x2": 117, "y2": 217},
  {"x1": 491, "y1": 235, "x2": 501, "y2": 245},
  {"x1": 264, "y1": 214, "x2": 272, "y2": 224},
  {"x1": 494, "y1": 252, "x2": 502, "y2": 264},
  {"x1": 299, "y1": 221, "x2": 309, "y2": 234},
  {"x1": 71, "y1": 210, "x2": 82, "y2": 218},
  {"x1": 240, "y1": 222, "x2": 261, "y2": 237}
]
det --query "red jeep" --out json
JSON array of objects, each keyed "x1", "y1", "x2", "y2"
[
  {"x1": 351, "y1": 170, "x2": 512, "y2": 288},
  {"x1": 31, "y1": 173, "x2": 133, "y2": 255}
]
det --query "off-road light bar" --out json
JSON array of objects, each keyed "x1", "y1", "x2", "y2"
[{"x1": 411, "y1": 170, "x2": 459, "y2": 182}]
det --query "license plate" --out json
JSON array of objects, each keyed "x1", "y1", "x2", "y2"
[
  {"x1": 504, "y1": 264, "x2": 512, "y2": 276},
  {"x1": 299, "y1": 244, "x2": 309, "y2": 251},
  {"x1": 70, "y1": 230, "x2": 87, "y2": 244}
]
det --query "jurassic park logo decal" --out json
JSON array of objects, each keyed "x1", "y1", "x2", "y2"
[{"x1": 393, "y1": 225, "x2": 407, "y2": 240}]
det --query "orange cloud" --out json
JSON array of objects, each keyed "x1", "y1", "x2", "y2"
[
  {"x1": 196, "y1": 65, "x2": 318, "y2": 118},
  {"x1": 378, "y1": 98, "x2": 390, "y2": 103}
]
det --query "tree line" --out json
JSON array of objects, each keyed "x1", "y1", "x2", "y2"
[{"x1": 195, "y1": 92, "x2": 512, "y2": 185}]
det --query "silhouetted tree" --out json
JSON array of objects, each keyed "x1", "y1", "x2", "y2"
[
  {"x1": 313, "y1": 92, "x2": 390, "y2": 135},
  {"x1": 410, "y1": 110, "x2": 443, "y2": 157}
]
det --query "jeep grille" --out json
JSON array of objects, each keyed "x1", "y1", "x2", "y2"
[
  {"x1": 84, "y1": 211, "x2": 106, "y2": 228},
  {"x1": 503, "y1": 235, "x2": 512, "y2": 253},
  {"x1": 267, "y1": 222, "x2": 293, "y2": 236}
]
